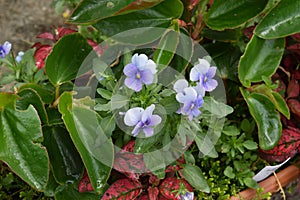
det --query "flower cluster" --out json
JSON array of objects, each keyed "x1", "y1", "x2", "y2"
[
  {"x1": 122, "y1": 54, "x2": 161, "y2": 137},
  {"x1": 122, "y1": 54, "x2": 218, "y2": 137},
  {"x1": 174, "y1": 58, "x2": 218, "y2": 121},
  {"x1": 0, "y1": 41, "x2": 11, "y2": 58}
]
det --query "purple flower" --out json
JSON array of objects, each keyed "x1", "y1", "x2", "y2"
[
  {"x1": 124, "y1": 53, "x2": 157, "y2": 92},
  {"x1": 180, "y1": 191, "x2": 194, "y2": 200},
  {"x1": 0, "y1": 41, "x2": 12, "y2": 58},
  {"x1": 190, "y1": 58, "x2": 218, "y2": 92},
  {"x1": 16, "y1": 51, "x2": 24, "y2": 63},
  {"x1": 174, "y1": 79, "x2": 204, "y2": 121},
  {"x1": 124, "y1": 104, "x2": 161, "y2": 137}
]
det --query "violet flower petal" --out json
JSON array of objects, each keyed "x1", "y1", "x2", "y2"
[
  {"x1": 174, "y1": 79, "x2": 189, "y2": 93},
  {"x1": 124, "y1": 107, "x2": 144, "y2": 126}
]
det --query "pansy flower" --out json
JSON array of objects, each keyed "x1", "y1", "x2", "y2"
[
  {"x1": 174, "y1": 79, "x2": 204, "y2": 121},
  {"x1": 124, "y1": 104, "x2": 161, "y2": 137},
  {"x1": 180, "y1": 191, "x2": 194, "y2": 200},
  {"x1": 0, "y1": 41, "x2": 12, "y2": 58},
  {"x1": 123, "y1": 53, "x2": 157, "y2": 92},
  {"x1": 190, "y1": 58, "x2": 218, "y2": 92},
  {"x1": 16, "y1": 51, "x2": 24, "y2": 63}
]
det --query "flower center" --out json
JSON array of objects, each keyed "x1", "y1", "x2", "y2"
[
  {"x1": 190, "y1": 103, "x2": 195, "y2": 110},
  {"x1": 136, "y1": 72, "x2": 141, "y2": 79},
  {"x1": 204, "y1": 76, "x2": 208, "y2": 83}
]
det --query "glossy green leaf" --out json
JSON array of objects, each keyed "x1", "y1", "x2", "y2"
[
  {"x1": 69, "y1": 0, "x2": 164, "y2": 24},
  {"x1": 205, "y1": 0, "x2": 268, "y2": 30},
  {"x1": 45, "y1": 33, "x2": 93, "y2": 85},
  {"x1": 16, "y1": 88, "x2": 48, "y2": 124},
  {"x1": 202, "y1": 96, "x2": 233, "y2": 118},
  {"x1": 240, "y1": 89, "x2": 282, "y2": 150},
  {"x1": 252, "y1": 84, "x2": 290, "y2": 119},
  {"x1": 18, "y1": 83, "x2": 55, "y2": 104},
  {"x1": 272, "y1": 91, "x2": 290, "y2": 119},
  {"x1": 58, "y1": 92, "x2": 113, "y2": 194},
  {"x1": 170, "y1": 28, "x2": 193, "y2": 73},
  {"x1": 0, "y1": 104, "x2": 49, "y2": 190},
  {"x1": 255, "y1": 0, "x2": 300, "y2": 39},
  {"x1": 44, "y1": 171, "x2": 59, "y2": 197},
  {"x1": 238, "y1": 35, "x2": 284, "y2": 88},
  {"x1": 154, "y1": 27, "x2": 180, "y2": 71},
  {"x1": 181, "y1": 164, "x2": 210, "y2": 193},
  {"x1": 0, "y1": 93, "x2": 18, "y2": 110},
  {"x1": 55, "y1": 184, "x2": 100, "y2": 200},
  {"x1": 93, "y1": 0, "x2": 183, "y2": 45},
  {"x1": 201, "y1": 28, "x2": 241, "y2": 42},
  {"x1": 43, "y1": 126, "x2": 83, "y2": 184}
]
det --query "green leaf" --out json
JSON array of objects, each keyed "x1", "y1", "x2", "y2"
[
  {"x1": 16, "y1": 88, "x2": 48, "y2": 124},
  {"x1": 255, "y1": 0, "x2": 300, "y2": 39},
  {"x1": 93, "y1": 0, "x2": 183, "y2": 45},
  {"x1": 58, "y1": 92, "x2": 113, "y2": 194},
  {"x1": 69, "y1": 0, "x2": 164, "y2": 24},
  {"x1": 244, "y1": 177, "x2": 259, "y2": 188},
  {"x1": 97, "y1": 88, "x2": 112, "y2": 100},
  {"x1": 238, "y1": 35, "x2": 284, "y2": 88},
  {"x1": 204, "y1": 0, "x2": 268, "y2": 30},
  {"x1": 170, "y1": 28, "x2": 193, "y2": 73},
  {"x1": 202, "y1": 97, "x2": 233, "y2": 118},
  {"x1": 224, "y1": 166, "x2": 235, "y2": 179},
  {"x1": 201, "y1": 28, "x2": 241, "y2": 42},
  {"x1": 45, "y1": 33, "x2": 93, "y2": 85},
  {"x1": 0, "y1": 93, "x2": 18, "y2": 110},
  {"x1": 271, "y1": 91, "x2": 290, "y2": 119},
  {"x1": 44, "y1": 171, "x2": 59, "y2": 197},
  {"x1": 243, "y1": 140, "x2": 258, "y2": 150},
  {"x1": 18, "y1": 83, "x2": 55, "y2": 104},
  {"x1": 0, "y1": 104, "x2": 49, "y2": 190},
  {"x1": 222, "y1": 125, "x2": 240, "y2": 136},
  {"x1": 252, "y1": 84, "x2": 290, "y2": 118},
  {"x1": 240, "y1": 89, "x2": 282, "y2": 150},
  {"x1": 111, "y1": 94, "x2": 129, "y2": 110},
  {"x1": 43, "y1": 126, "x2": 84, "y2": 184},
  {"x1": 55, "y1": 184, "x2": 100, "y2": 200},
  {"x1": 154, "y1": 27, "x2": 180, "y2": 72},
  {"x1": 100, "y1": 115, "x2": 116, "y2": 137},
  {"x1": 181, "y1": 164, "x2": 210, "y2": 193}
]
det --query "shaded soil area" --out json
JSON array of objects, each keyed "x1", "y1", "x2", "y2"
[{"x1": 0, "y1": 0, "x2": 64, "y2": 52}]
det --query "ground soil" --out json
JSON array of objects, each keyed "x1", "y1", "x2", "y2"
[{"x1": 0, "y1": 0, "x2": 64, "y2": 52}]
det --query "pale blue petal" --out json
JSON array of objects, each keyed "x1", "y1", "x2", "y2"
[
  {"x1": 149, "y1": 115, "x2": 161, "y2": 126},
  {"x1": 142, "y1": 104, "x2": 155, "y2": 123},
  {"x1": 176, "y1": 87, "x2": 197, "y2": 103},
  {"x1": 143, "y1": 127, "x2": 154, "y2": 137},
  {"x1": 174, "y1": 79, "x2": 189, "y2": 93},
  {"x1": 193, "y1": 84, "x2": 205, "y2": 97},
  {"x1": 3, "y1": 41, "x2": 11, "y2": 54},
  {"x1": 133, "y1": 54, "x2": 148, "y2": 69},
  {"x1": 124, "y1": 107, "x2": 144, "y2": 126},
  {"x1": 132, "y1": 122, "x2": 143, "y2": 136},
  {"x1": 140, "y1": 69, "x2": 154, "y2": 85},
  {"x1": 125, "y1": 77, "x2": 143, "y2": 91},
  {"x1": 145, "y1": 59, "x2": 157, "y2": 74},
  {"x1": 205, "y1": 79, "x2": 218, "y2": 92},
  {"x1": 190, "y1": 67, "x2": 200, "y2": 82},
  {"x1": 207, "y1": 66, "x2": 217, "y2": 78},
  {"x1": 124, "y1": 63, "x2": 138, "y2": 77}
]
